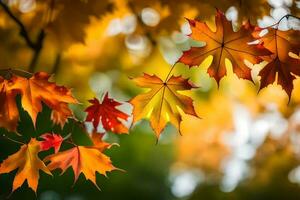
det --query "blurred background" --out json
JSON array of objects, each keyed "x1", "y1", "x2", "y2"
[{"x1": 0, "y1": 0, "x2": 300, "y2": 199}]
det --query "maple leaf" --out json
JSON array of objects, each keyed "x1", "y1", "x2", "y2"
[
  {"x1": 44, "y1": 145, "x2": 117, "y2": 189},
  {"x1": 254, "y1": 28, "x2": 300, "y2": 99},
  {"x1": 91, "y1": 131, "x2": 116, "y2": 152},
  {"x1": 0, "y1": 72, "x2": 77, "y2": 131},
  {"x1": 40, "y1": 133, "x2": 63, "y2": 153},
  {"x1": 11, "y1": 72, "x2": 78, "y2": 127},
  {"x1": 85, "y1": 92, "x2": 129, "y2": 134},
  {"x1": 51, "y1": 102, "x2": 74, "y2": 128},
  {"x1": 0, "y1": 138, "x2": 51, "y2": 193},
  {"x1": 179, "y1": 10, "x2": 271, "y2": 84},
  {"x1": 0, "y1": 76, "x2": 20, "y2": 132},
  {"x1": 129, "y1": 73, "x2": 198, "y2": 138}
]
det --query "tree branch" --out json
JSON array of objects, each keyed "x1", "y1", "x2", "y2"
[
  {"x1": 51, "y1": 52, "x2": 62, "y2": 74},
  {"x1": 0, "y1": 0, "x2": 45, "y2": 72},
  {"x1": 28, "y1": 30, "x2": 45, "y2": 72},
  {"x1": 0, "y1": 1, "x2": 36, "y2": 48}
]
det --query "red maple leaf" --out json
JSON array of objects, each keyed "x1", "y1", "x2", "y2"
[
  {"x1": 40, "y1": 133, "x2": 63, "y2": 153},
  {"x1": 253, "y1": 28, "x2": 300, "y2": 99},
  {"x1": 85, "y1": 92, "x2": 130, "y2": 134}
]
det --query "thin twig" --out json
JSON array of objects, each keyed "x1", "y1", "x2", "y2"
[
  {"x1": 261, "y1": 14, "x2": 300, "y2": 29},
  {"x1": 0, "y1": 67, "x2": 33, "y2": 77},
  {"x1": 63, "y1": 132, "x2": 72, "y2": 140},
  {"x1": 51, "y1": 53, "x2": 62, "y2": 74},
  {"x1": 65, "y1": 140, "x2": 77, "y2": 146},
  {"x1": 28, "y1": 30, "x2": 45, "y2": 72},
  {"x1": 2, "y1": 134, "x2": 25, "y2": 145},
  {"x1": 11, "y1": 68, "x2": 34, "y2": 76}
]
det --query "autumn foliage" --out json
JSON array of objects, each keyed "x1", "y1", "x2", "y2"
[
  {"x1": 130, "y1": 73, "x2": 198, "y2": 137},
  {"x1": 179, "y1": 10, "x2": 272, "y2": 84},
  {"x1": 0, "y1": 71, "x2": 123, "y2": 193},
  {"x1": 0, "y1": 138, "x2": 51, "y2": 193},
  {"x1": 85, "y1": 92, "x2": 130, "y2": 134},
  {"x1": 0, "y1": 0, "x2": 299, "y2": 197}
]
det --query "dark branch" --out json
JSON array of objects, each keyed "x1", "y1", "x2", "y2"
[
  {"x1": 0, "y1": 1, "x2": 35, "y2": 48},
  {"x1": 28, "y1": 30, "x2": 45, "y2": 72},
  {"x1": 51, "y1": 53, "x2": 62, "y2": 74},
  {"x1": 0, "y1": 0, "x2": 46, "y2": 72}
]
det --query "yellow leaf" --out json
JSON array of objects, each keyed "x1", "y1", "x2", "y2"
[
  {"x1": 0, "y1": 138, "x2": 52, "y2": 193},
  {"x1": 130, "y1": 73, "x2": 199, "y2": 138}
]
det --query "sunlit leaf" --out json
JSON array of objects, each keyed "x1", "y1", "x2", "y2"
[
  {"x1": 179, "y1": 10, "x2": 271, "y2": 84},
  {"x1": 130, "y1": 73, "x2": 199, "y2": 138},
  {"x1": 0, "y1": 138, "x2": 52, "y2": 193}
]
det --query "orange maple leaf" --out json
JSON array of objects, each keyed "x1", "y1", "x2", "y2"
[
  {"x1": 254, "y1": 28, "x2": 300, "y2": 99},
  {"x1": 91, "y1": 131, "x2": 116, "y2": 152},
  {"x1": 0, "y1": 76, "x2": 20, "y2": 131},
  {"x1": 50, "y1": 102, "x2": 74, "y2": 128},
  {"x1": 0, "y1": 138, "x2": 52, "y2": 193},
  {"x1": 14, "y1": 72, "x2": 77, "y2": 127},
  {"x1": 44, "y1": 145, "x2": 117, "y2": 189},
  {"x1": 129, "y1": 73, "x2": 199, "y2": 138},
  {"x1": 0, "y1": 72, "x2": 77, "y2": 131},
  {"x1": 179, "y1": 10, "x2": 271, "y2": 84}
]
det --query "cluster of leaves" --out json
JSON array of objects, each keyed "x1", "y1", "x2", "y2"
[
  {"x1": 0, "y1": 70, "x2": 131, "y2": 194},
  {"x1": 130, "y1": 9, "x2": 300, "y2": 138},
  {"x1": 0, "y1": 4, "x2": 299, "y2": 195},
  {"x1": 1, "y1": 0, "x2": 299, "y2": 73},
  {"x1": 128, "y1": 0, "x2": 299, "y2": 36},
  {"x1": 179, "y1": 10, "x2": 300, "y2": 97}
]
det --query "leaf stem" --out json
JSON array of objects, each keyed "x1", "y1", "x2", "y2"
[
  {"x1": 0, "y1": 68, "x2": 33, "y2": 78},
  {"x1": 260, "y1": 14, "x2": 300, "y2": 29},
  {"x1": 164, "y1": 63, "x2": 177, "y2": 82},
  {"x1": 2, "y1": 134, "x2": 25, "y2": 145},
  {"x1": 63, "y1": 133, "x2": 72, "y2": 141},
  {"x1": 65, "y1": 140, "x2": 77, "y2": 147}
]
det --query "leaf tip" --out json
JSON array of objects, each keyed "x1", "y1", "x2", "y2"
[{"x1": 185, "y1": 18, "x2": 196, "y2": 27}]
